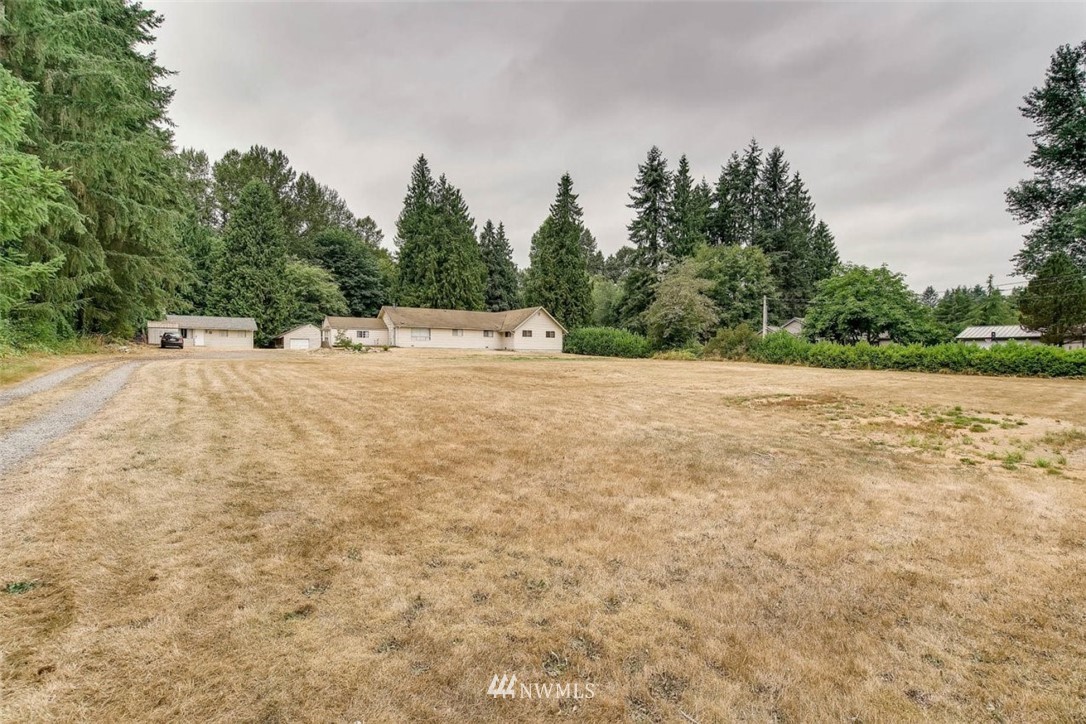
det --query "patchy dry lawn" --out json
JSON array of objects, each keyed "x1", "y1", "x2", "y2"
[{"x1": 1, "y1": 350, "x2": 1085, "y2": 722}]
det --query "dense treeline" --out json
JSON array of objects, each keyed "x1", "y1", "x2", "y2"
[{"x1": 2, "y1": 3, "x2": 1083, "y2": 356}]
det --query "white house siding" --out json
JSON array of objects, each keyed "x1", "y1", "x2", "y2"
[
  {"x1": 390, "y1": 326, "x2": 502, "y2": 349},
  {"x1": 202, "y1": 329, "x2": 254, "y2": 349},
  {"x1": 281, "y1": 324, "x2": 321, "y2": 350},
  {"x1": 146, "y1": 323, "x2": 179, "y2": 345},
  {"x1": 325, "y1": 327, "x2": 389, "y2": 346},
  {"x1": 506, "y1": 311, "x2": 564, "y2": 352}
]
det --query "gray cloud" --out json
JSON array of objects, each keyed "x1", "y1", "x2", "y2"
[{"x1": 149, "y1": 1, "x2": 1086, "y2": 291}]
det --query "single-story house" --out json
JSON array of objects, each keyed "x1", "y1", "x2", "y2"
[
  {"x1": 957, "y1": 325, "x2": 1084, "y2": 349},
  {"x1": 956, "y1": 325, "x2": 1043, "y2": 348},
  {"x1": 767, "y1": 317, "x2": 805, "y2": 336},
  {"x1": 322, "y1": 316, "x2": 390, "y2": 347},
  {"x1": 376, "y1": 306, "x2": 566, "y2": 351},
  {"x1": 146, "y1": 314, "x2": 257, "y2": 349},
  {"x1": 273, "y1": 323, "x2": 321, "y2": 350}
]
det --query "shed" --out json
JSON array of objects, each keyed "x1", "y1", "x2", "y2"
[{"x1": 274, "y1": 323, "x2": 322, "y2": 350}]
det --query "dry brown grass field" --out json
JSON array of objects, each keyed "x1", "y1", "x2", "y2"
[{"x1": 1, "y1": 349, "x2": 1085, "y2": 722}]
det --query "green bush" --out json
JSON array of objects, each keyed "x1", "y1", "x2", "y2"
[
  {"x1": 703, "y1": 323, "x2": 762, "y2": 360},
  {"x1": 747, "y1": 336, "x2": 1086, "y2": 378},
  {"x1": 564, "y1": 327, "x2": 651, "y2": 358}
]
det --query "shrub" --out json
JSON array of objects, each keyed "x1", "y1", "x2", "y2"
[
  {"x1": 564, "y1": 327, "x2": 651, "y2": 358},
  {"x1": 752, "y1": 330, "x2": 811, "y2": 365},
  {"x1": 703, "y1": 324, "x2": 761, "y2": 360},
  {"x1": 695, "y1": 326, "x2": 1086, "y2": 378}
]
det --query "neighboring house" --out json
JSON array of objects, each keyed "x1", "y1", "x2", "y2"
[
  {"x1": 322, "y1": 316, "x2": 390, "y2": 347},
  {"x1": 377, "y1": 306, "x2": 565, "y2": 351},
  {"x1": 956, "y1": 325, "x2": 1043, "y2": 348},
  {"x1": 146, "y1": 315, "x2": 257, "y2": 349},
  {"x1": 273, "y1": 324, "x2": 321, "y2": 350}
]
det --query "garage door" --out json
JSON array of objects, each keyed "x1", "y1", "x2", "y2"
[{"x1": 289, "y1": 338, "x2": 310, "y2": 350}]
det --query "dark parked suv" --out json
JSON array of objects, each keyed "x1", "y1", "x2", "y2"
[{"x1": 160, "y1": 332, "x2": 184, "y2": 349}]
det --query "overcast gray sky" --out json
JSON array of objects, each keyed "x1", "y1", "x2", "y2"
[{"x1": 148, "y1": 1, "x2": 1084, "y2": 292}]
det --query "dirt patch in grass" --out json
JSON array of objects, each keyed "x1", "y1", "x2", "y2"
[{"x1": 0, "y1": 352, "x2": 1083, "y2": 721}]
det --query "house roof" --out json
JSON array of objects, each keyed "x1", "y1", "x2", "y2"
[
  {"x1": 956, "y1": 325, "x2": 1041, "y2": 340},
  {"x1": 156, "y1": 315, "x2": 258, "y2": 331},
  {"x1": 273, "y1": 323, "x2": 320, "y2": 339},
  {"x1": 323, "y1": 316, "x2": 387, "y2": 330},
  {"x1": 377, "y1": 306, "x2": 565, "y2": 333}
]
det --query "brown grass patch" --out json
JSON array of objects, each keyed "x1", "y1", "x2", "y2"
[{"x1": 0, "y1": 351, "x2": 1084, "y2": 721}]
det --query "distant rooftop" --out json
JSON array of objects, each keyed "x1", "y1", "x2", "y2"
[
  {"x1": 956, "y1": 325, "x2": 1040, "y2": 340},
  {"x1": 158, "y1": 314, "x2": 258, "y2": 331}
]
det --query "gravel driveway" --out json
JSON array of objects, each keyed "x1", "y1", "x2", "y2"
[
  {"x1": 0, "y1": 362, "x2": 99, "y2": 406},
  {"x1": 0, "y1": 362, "x2": 139, "y2": 476}
]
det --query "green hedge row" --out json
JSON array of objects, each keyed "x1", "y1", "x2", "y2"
[
  {"x1": 728, "y1": 330, "x2": 1086, "y2": 377},
  {"x1": 564, "y1": 327, "x2": 652, "y2": 358}
]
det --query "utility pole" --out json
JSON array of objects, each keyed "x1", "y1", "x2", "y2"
[{"x1": 761, "y1": 295, "x2": 768, "y2": 338}]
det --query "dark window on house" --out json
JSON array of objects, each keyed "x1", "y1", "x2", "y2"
[
  {"x1": 483, "y1": 330, "x2": 494, "y2": 338},
  {"x1": 522, "y1": 330, "x2": 532, "y2": 337},
  {"x1": 546, "y1": 331, "x2": 556, "y2": 338},
  {"x1": 504, "y1": 331, "x2": 512, "y2": 338},
  {"x1": 181, "y1": 329, "x2": 188, "y2": 339}
]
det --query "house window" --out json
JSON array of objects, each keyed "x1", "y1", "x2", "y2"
[
  {"x1": 483, "y1": 330, "x2": 494, "y2": 338},
  {"x1": 357, "y1": 330, "x2": 369, "y2": 339},
  {"x1": 207, "y1": 330, "x2": 213, "y2": 335},
  {"x1": 504, "y1": 331, "x2": 512, "y2": 338},
  {"x1": 452, "y1": 329, "x2": 463, "y2": 337},
  {"x1": 411, "y1": 328, "x2": 431, "y2": 341},
  {"x1": 546, "y1": 331, "x2": 556, "y2": 338},
  {"x1": 522, "y1": 330, "x2": 533, "y2": 338},
  {"x1": 181, "y1": 329, "x2": 189, "y2": 339}
]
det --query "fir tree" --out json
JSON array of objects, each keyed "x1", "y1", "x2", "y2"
[
  {"x1": 425, "y1": 175, "x2": 485, "y2": 310},
  {"x1": 394, "y1": 155, "x2": 438, "y2": 306},
  {"x1": 580, "y1": 228, "x2": 605, "y2": 275},
  {"x1": 480, "y1": 220, "x2": 520, "y2": 311},
  {"x1": 737, "y1": 139, "x2": 763, "y2": 246},
  {"x1": 1018, "y1": 252, "x2": 1086, "y2": 345},
  {"x1": 627, "y1": 146, "x2": 672, "y2": 271},
  {"x1": 3, "y1": 0, "x2": 181, "y2": 335},
  {"x1": 710, "y1": 153, "x2": 744, "y2": 246},
  {"x1": 1007, "y1": 41, "x2": 1086, "y2": 274},
  {"x1": 207, "y1": 181, "x2": 290, "y2": 346},
  {"x1": 525, "y1": 173, "x2": 592, "y2": 327},
  {"x1": 667, "y1": 155, "x2": 706, "y2": 261},
  {"x1": 808, "y1": 220, "x2": 840, "y2": 285},
  {"x1": 0, "y1": 67, "x2": 74, "y2": 322},
  {"x1": 919, "y1": 286, "x2": 940, "y2": 308}
]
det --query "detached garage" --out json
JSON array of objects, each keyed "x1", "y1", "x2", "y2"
[
  {"x1": 146, "y1": 315, "x2": 257, "y2": 349},
  {"x1": 274, "y1": 323, "x2": 321, "y2": 351}
]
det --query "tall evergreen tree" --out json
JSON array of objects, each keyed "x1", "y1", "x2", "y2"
[
  {"x1": 579, "y1": 228, "x2": 605, "y2": 275},
  {"x1": 479, "y1": 220, "x2": 520, "y2": 311},
  {"x1": 3, "y1": 0, "x2": 181, "y2": 336},
  {"x1": 627, "y1": 146, "x2": 672, "y2": 271},
  {"x1": 525, "y1": 173, "x2": 592, "y2": 327},
  {"x1": 1018, "y1": 252, "x2": 1086, "y2": 345},
  {"x1": 737, "y1": 139, "x2": 763, "y2": 246},
  {"x1": 207, "y1": 181, "x2": 290, "y2": 346},
  {"x1": 394, "y1": 155, "x2": 438, "y2": 305},
  {"x1": 1007, "y1": 41, "x2": 1086, "y2": 274},
  {"x1": 710, "y1": 153, "x2": 744, "y2": 246},
  {"x1": 423, "y1": 174, "x2": 485, "y2": 310},
  {"x1": 667, "y1": 154, "x2": 706, "y2": 261},
  {"x1": 0, "y1": 67, "x2": 75, "y2": 324},
  {"x1": 808, "y1": 220, "x2": 840, "y2": 285},
  {"x1": 213, "y1": 146, "x2": 297, "y2": 231}
]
